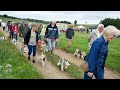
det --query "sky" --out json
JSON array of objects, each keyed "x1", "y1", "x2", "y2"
[{"x1": 0, "y1": 11, "x2": 120, "y2": 24}]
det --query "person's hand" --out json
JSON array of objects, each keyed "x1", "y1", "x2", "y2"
[
  {"x1": 56, "y1": 39, "x2": 58, "y2": 42},
  {"x1": 87, "y1": 72, "x2": 93, "y2": 77}
]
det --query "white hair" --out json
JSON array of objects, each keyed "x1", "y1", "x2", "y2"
[
  {"x1": 97, "y1": 23, "x2": 104, "y2": 29},
  {"x1": 103, "y1": 25, "x2": 119, "y2": 37},
  {"x1": 52, "y1": 20, "x2": 56, "y2": 23}
]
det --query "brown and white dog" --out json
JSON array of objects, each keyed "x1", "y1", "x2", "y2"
[
  {"x1": 41, "y1": 43, "x2": 48, "y2": 53},
  {"x1": 57, "y1": 58, "x2": 70, "y2": 71},
  {"x1": 38, "y1": 52, "x2": 47, "y2": 68},
  {"x1": 74, "y1": 48, "x2": 86, "y2": 59}
]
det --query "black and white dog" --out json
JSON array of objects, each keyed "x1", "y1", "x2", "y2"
[
  {"x1": 12, "y1": 38, "x2": 16, "y2": 45},
  {"x1": 0, "y1": 36, "x2": 7, "y2": 41},
  {"x1": 57, "y1": 58, "x2": 70, "y2": 71},
  {"x1": 38, "y1": 52, "x2": 47, "y2": 68},
  {"x1": 74, "y1": 48, "x2": 86, "y2": 59}
]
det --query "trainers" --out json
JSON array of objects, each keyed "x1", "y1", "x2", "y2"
[
  {"x1": 28, "y1": 56, "x2": 30, "y2": 60},
  {"x1": 32, "y1": 59, "x2": 35, "y2": 63}
]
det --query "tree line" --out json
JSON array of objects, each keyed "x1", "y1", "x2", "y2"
[
  {"x1": 0, "y1": 14, "x2": 72, "y2": 24},
  {"x1": 100, "y1": 18, "x2": 120, "y2": 30}
]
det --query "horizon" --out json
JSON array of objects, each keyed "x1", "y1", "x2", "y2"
[{"x1": 1, "y1": 11, "x2": 120, "y2": 24}]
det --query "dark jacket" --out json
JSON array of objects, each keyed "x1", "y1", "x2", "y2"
[
  {"x1": 85, "y1": 36, "x2": 108, "y2": 74},
  {"x1": 45, "y1": 24, "x2": 59, "y2": 39},
  {"x1": 65, "y1": 28, "x2": 74, "y2": 39},
  {"x1": 8, "y1": 24, "x2": 12, "y2": 31},
  {"x1": 24, "y1": 29, "x2": 39, "y2": 45}
]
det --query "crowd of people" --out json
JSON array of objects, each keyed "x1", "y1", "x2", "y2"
[{"x1": 0, "y1": 19, "x2": 119, "y2": 79}]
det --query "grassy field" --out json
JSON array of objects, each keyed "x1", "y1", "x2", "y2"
[
  {"x1": 58, "y1": 31, "x2": 120, "y2": 73},
  {"x1": 0, "y1": 32, "x2": 43, "y2": 79}
]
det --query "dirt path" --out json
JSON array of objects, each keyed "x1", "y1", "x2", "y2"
[
  {"x1": 53, "y1": 49, "x2": 120, "y2": 79},
  {"x1": 0, "y1": 27, "x2": 73, "y2": 79}
]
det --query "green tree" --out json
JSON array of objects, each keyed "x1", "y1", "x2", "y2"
[{"x1": 74, "y1": 20, "x2": 77, "y2": 25}]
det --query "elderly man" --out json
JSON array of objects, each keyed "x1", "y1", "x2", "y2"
[
  {"x1": 45, "y1": 20, "x2": 59, "y2": 57},
  {"x1": 88, "y1": 23, "x2": 104, "y2": 50}
]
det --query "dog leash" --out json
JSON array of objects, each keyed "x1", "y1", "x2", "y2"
[{"x1": 71, "y1": 38, "x2": 80, "y2": 50}]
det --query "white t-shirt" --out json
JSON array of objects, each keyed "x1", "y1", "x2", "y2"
[
  {"x1": 1, "y1": 22, "x2": 6, "y2": 27},
  {"x1": 28, "y1": 30, "x2": 36, "y2": 46}
]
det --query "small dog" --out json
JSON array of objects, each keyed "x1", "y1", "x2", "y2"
[
  {"x1": 74, "y1": 48, "x2": 86, "y2": 59},
  {"x1": 41, "y1": 43, "x2": 48, "y2": 53},
  {"x1": 38, "y1": 52, "x2": 46, "y2": 68},
  {"x1": 0, "y1": 36, "x2": 7, "y2": 41},
  {"x1": 20, "y1": 44, "x2": 27, "y2": 56},
  {"x1": 12, "y1": 38, "x2": 16, "y2": 45},
  {"x1": 57, "y1": 58, "x2": 70, "y2": 71}
]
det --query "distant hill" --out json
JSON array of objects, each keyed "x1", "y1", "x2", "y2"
[{"x1": 0, "y1": 14, "x2": 50, "y2": 24}]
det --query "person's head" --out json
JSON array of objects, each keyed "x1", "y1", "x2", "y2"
[
  {"x1": 97, "y1": 23, "x2": 104, "y2": 33},
  {"x1": 31, "y1": 24, "x2": 39, "y2": 32},
  {"x1": 51, "y1": 20, "x2": 56, "y2": 26},
  {"x1": 68, "y1": 24, "x2": 73, "y2": 28},
  {"x1": 103, "y1": 25, "x2": 119, "y2": 42}
]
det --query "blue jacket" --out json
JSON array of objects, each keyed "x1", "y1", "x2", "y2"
[
  {"x1": 85, "y1": 36, "x2": 108, "y2": 73},
  {"x1": 45, "y1": 24, "x2": 59, "y2": 39}
]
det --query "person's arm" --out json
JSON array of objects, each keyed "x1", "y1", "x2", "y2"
[
  {"x1": 87, "y1": 40, "x2": 101, "y2": 73},
  {"x1": 73, "y1": 29, "x2": 74, "y2": 38},
  {"x1": 89, "y1": 32, "x2": 97, "y2": 45},
  {"x1": 65, "y1": 29, "x2": 68, "y2": 38},
  {"x1": 55, "y1": 27, "x2": 59, "y2": 39},
  {"x1": 45, "y1": 26, "x2": 48, "y2": 38}
]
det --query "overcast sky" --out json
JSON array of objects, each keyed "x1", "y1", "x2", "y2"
[{"x1": 0, "y1": 11, "x2": 120, "y2": 24}]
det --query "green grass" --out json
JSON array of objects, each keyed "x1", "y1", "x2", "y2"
[
  {"x1": 0, "y1": 32, "x2": 43, "y2": 79},
  {"x1": 46, "y1": 53, "x2": 84, "y2": 79},
  {"x1": 58, "y1": 32, "x2": 120, "y2": 73}
]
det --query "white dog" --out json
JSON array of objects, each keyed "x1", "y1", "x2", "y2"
[
  {"x1": 12, "y1": 38, "x2": 16, "y2": 45},
  {"x1": 0, "y1": 36, "x2": 7, "y2": 41},
  {"x1": 74, "y1": 48, "x2": 86, "y2": 59},
  {"x1": 57, "y1": 58, "x2": 70, "y2": 71},
  {"x1": 20, "y1": 45, "x2": 27, "y2": 56},
  {"x1": 41, "y1": 43, "x2": 48, "y2": 53},
  {"x1": 38, "y1": 52, "x2": 46, "y2": 68}
]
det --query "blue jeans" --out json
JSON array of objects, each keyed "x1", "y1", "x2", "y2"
[
  {"x1": 47, "y1": 38, "x2": 56, "y2": 51},
  {"x1": 13, "y1": 34, "x2": 18, "y2": 41},
  {"x1": 84, "y1": 69, "x2": 104, "y2": 79},
  {"x1": 28, "y1": 45, "x2": 36, "y2": 56}
]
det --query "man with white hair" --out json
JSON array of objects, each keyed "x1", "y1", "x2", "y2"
[
  {"x1": 45, "y1": 20, "x2": 59, "y2": 57},
  {"x1": 84, "y1": 25, "x2": 119, "y2": 79},
  {"x1": 88, "y1": 23, "x2": 104, "y2": 50}
]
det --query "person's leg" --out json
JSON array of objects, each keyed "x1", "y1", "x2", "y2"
[
  {"x1": 3, "y1": 27, "x2": 5, "y2": 31},
  {"x1": 51, "y1": 39, "x2": 56, "y2": 51},
  {"x1": 84, "y1": 72, "x2": 93, "y2": 79},
  {"x1": 66, "y1": 38, "x2": 71, "y2": 53},
  {"x1": 16, "y1": 34, "x2": 17, "y2": 41},
  {"x1": 95, "y1": 70, "x2": 104, "y2": 79},
  {"x1": 28, "y1": 45, "x2": 32, "y2": 60},
  {"x1": 32, "y1": 45, "x2": 36, "y2": 63},
  {"x1": 47, "y1": 38, "x2": 52, "y2": 56},
  {"x1": 12, "y1": 32, "x2": 14, "y2": 39}
]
